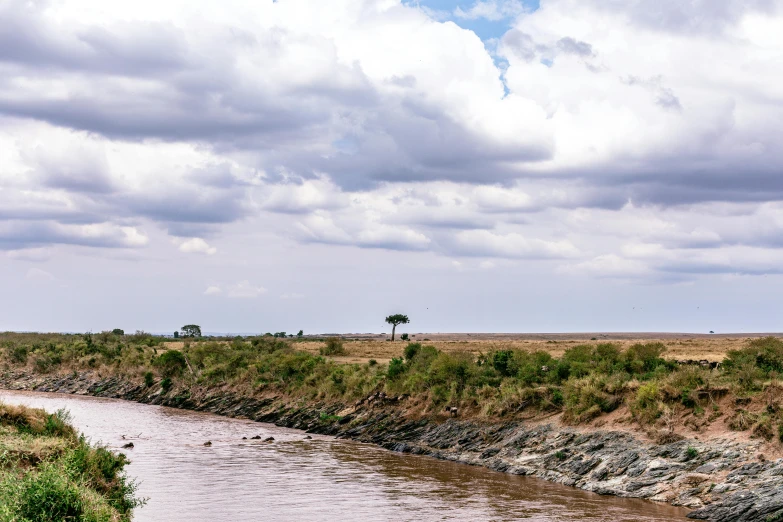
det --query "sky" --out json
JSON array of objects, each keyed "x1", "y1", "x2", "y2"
[{"x1": 2, "y1": 0, "x2": 783, "y2": 335}]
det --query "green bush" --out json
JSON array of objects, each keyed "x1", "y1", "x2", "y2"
[
  {"x1": 320, "y1": 338, "x2": 346, "y2": 356},
  {"x1": 155, "y1": 350, "x2": 187, "y2": 377},
  {"x1": 9, "y1": 345, "x2": 28, "y2": 364},
  {"x1": 624, "y1": 343, "x2": 667, "y2": 375},
  {"x1": 143, "y1": 372, "x2": 154, "y2": 387},
  {"x1": 404, "y1": 342, "x2": 421, "y2": 361},
  {"x1": 387, "y1": 358, "x2": 405, "y2": 380},
  {"x1": 724, "y1": 337, "x2": 783, "y2": 389},
  {"x1": 563, "y1": 375, "x2": 621, "y2": 423},
  {"x1": 14, "y1": 465, "x2": 86, "y2": 521},
  {"x1": 160, "y1": 378, "x2": 173, "y2": 392},
  {"x1": 631, "y1": 382, "x2": 662, "y2": 423},
  {"x1": 492, "y1": 350, "x2": 515, "y2": 377},
  {"x1": 0, "y1": 404, "x2": 142, "y2": 521}
]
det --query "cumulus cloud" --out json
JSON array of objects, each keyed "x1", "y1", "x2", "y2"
[
  {"x1": 204, "y1": 285, "x2": 222, "y2": 295},
  {"x1": 178, "y1": 237, "x2": 217, "y2": 255},
  {"x1": 227, "y1": 281, "x2": 267, "y2": 299},
  {"x1": 1, "y1": 0, "x2": 783, "y2": 288},
  {"x1": 0, "y1": 221, "x2": 147, "y2": 250}
]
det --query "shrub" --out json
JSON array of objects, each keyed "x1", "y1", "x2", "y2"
[
  {"x1": 9, "y1": 345, "x2": 28, "y2": 364},
  {"x1": 563, "y1": 375, "x2": 621, "y2": 423},
  {"x1": 15, "y1": 465, "x2": 85, "y2": 521},
  {"x1": 368, "y1": 359, "x2": 377, "y2": 366},
  {"x1": 400, "y1": 333, "x2": 409, "y2": 341},
  {"x1": 404, "y1": 343, "x2": 421, "y2": 361},
  {"x1": 111, "y1": 329, "x2": 125, "y2": 336},
  {"x1": 427, "y1": 352, "x2": 474, "y2": 392},
  {"x1": 728, "y1": 409, "x2": 758, "y2": 431},
  {"x1": 320, "y1": 338, "x2": 346, "y2": 356},
  {"x1": 143, "y1": 372, "x2": 154, "y2": 387},
  {"x1": 155, "y1": 350, "x2": 187, "y2": 377},
  {"x1": 515, "y1": 351, "x2": 554, "y2": 385},
  {"x1": 685, "y1": 447, "x2": 698, "y2": 460},
  {"x1": 631, "y1": 382, "x2": 662, "y2": 423},
  {"x1": 778, "y1": 423, "x2": 783, "y2": 443},
  {"x1": 724, "y1": 337, "x2": 783, "y2": 388},
  {"x1": 752, "y1": 415, "x2": 774, "y2": 440},
  {"x1": 160, "y1": 378, "x2": 173, "y2": 392},
  {"x1": 0, "y1": 404, "x2": 142, "y2": 521},
  {"x1": 492, "y1": 350, "x2": 516, "y2": 377},
  {"x1": 625, "y1": 343, "x2": 667, "y2": 375},
  {"x1": 32, "y1": 355, "x2": 55, "y2": 374},
  {"x1": 387, "y1": 358, "x2": 405, "y2": 380}
]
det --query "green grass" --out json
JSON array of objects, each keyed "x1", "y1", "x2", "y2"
[
  {"x1": 4, "y1": 332, "x2": 783, "y2": 432},
  {"x1": 0, "y1": 402, "x2": 142, "y2": 521}
]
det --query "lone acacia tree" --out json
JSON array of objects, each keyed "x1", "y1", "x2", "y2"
[
  {"x1": 181, "y1": 324, "x2": 202, "y2": 338},
  {"x1": 385, "y1": 314, "x2": 409, "y2": 341}
]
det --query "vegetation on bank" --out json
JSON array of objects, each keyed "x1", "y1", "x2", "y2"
[
  {"x1": 2, "y1": 332, "x2": 783, "y2": 443},
  {"x1": 0, "y1": 402, "x2": 142, "y2": 521}
]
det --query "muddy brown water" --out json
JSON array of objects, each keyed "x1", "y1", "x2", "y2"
[{"x1": 0, "y1": 390, "x2": 689, "y2": 521}]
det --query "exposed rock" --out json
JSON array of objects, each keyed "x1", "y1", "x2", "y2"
[
  {"x1": 2, "y1": 369, "x2": 782, "y2": 522},
  {"x1": 121, "y1": 442, "x2": 134, "y2": 449}
]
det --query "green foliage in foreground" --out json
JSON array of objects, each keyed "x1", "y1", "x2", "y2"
[
  {"x1": 3, "y1": 332, "x2": 783, "y2": 429},
  {"x1": 0, "y1": 402, "x2": 142, "y2": 522}
]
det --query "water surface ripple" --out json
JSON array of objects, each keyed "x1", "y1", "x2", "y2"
[{"x1": 0, "y1": 390, "x2": 688, "y2": 521}]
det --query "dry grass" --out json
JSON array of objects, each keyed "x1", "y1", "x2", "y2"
[{"x1": 287, "y1": 333, "x2": 764, "y2": 364}]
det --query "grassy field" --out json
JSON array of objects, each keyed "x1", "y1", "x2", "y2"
[
  {"x1": 0, "y1": 402, "x2": 142, "y2": 521},
  {"x1": 283, "y1": 333, "x2": 764, "y2": 364},
  {"x1": 3, "y1": 331, "x2": 783, "y2": 453}
]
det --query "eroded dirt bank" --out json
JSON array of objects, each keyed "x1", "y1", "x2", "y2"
[{"x1": 2, "y1": 370, "x2": 782, "y2": 522}]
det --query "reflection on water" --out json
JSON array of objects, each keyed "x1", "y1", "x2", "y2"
[{"x1": 0, "y1": 390, "x2": 688, "y2": 521}]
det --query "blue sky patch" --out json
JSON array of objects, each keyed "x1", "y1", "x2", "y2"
[{"x1": 404, "y1": 0, "x2": 540, "y2": 41}]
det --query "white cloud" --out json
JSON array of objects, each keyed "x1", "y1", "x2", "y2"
[
  {"x1": 260, "y1": 177, "x2": 347, "y2": 214},
  {"x1": 559, "y1": 254, "x2": 652, "y2": 279},
  {"x1": 450, "y1": 230, "x2": 580, "y2": 259},
  {"x1": 2, "y1": 0, "x2": 783, "y2": 333},
  {"x1": 178, "y1": 238, "x2": 217, "y2": 255},
  {"x1": 204, "y1": 285, "x2": 222, "y2": 295},
  {"x1": 7, "y1": 248, "x2": 54, "y2": 262},
  {"x1": 454, "y1": 0, "x2": 530, "y2": 21},
  {"x1": 227, "y1": 281, "x2": 267, "y2": 299}
]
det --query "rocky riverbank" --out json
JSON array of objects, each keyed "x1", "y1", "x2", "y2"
[{"x1": 2, "y1": 369, "x2": 782, "y2": 522}]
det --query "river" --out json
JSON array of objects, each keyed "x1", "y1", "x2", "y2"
[{"x1": 0, "y1": 390, "x2": 689, "y2": 521}]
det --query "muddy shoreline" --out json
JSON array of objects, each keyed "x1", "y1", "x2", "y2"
[{"x1": 2, "y1": 370, "x2": 782, "y2": 522}]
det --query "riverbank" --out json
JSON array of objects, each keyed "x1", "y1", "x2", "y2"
[
  {"x1": 1, "y1": 369, "x2": 781, "y2": 522},
  {"x1": 0, "y1": 400, "x2": 142, "y2": 521}
]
